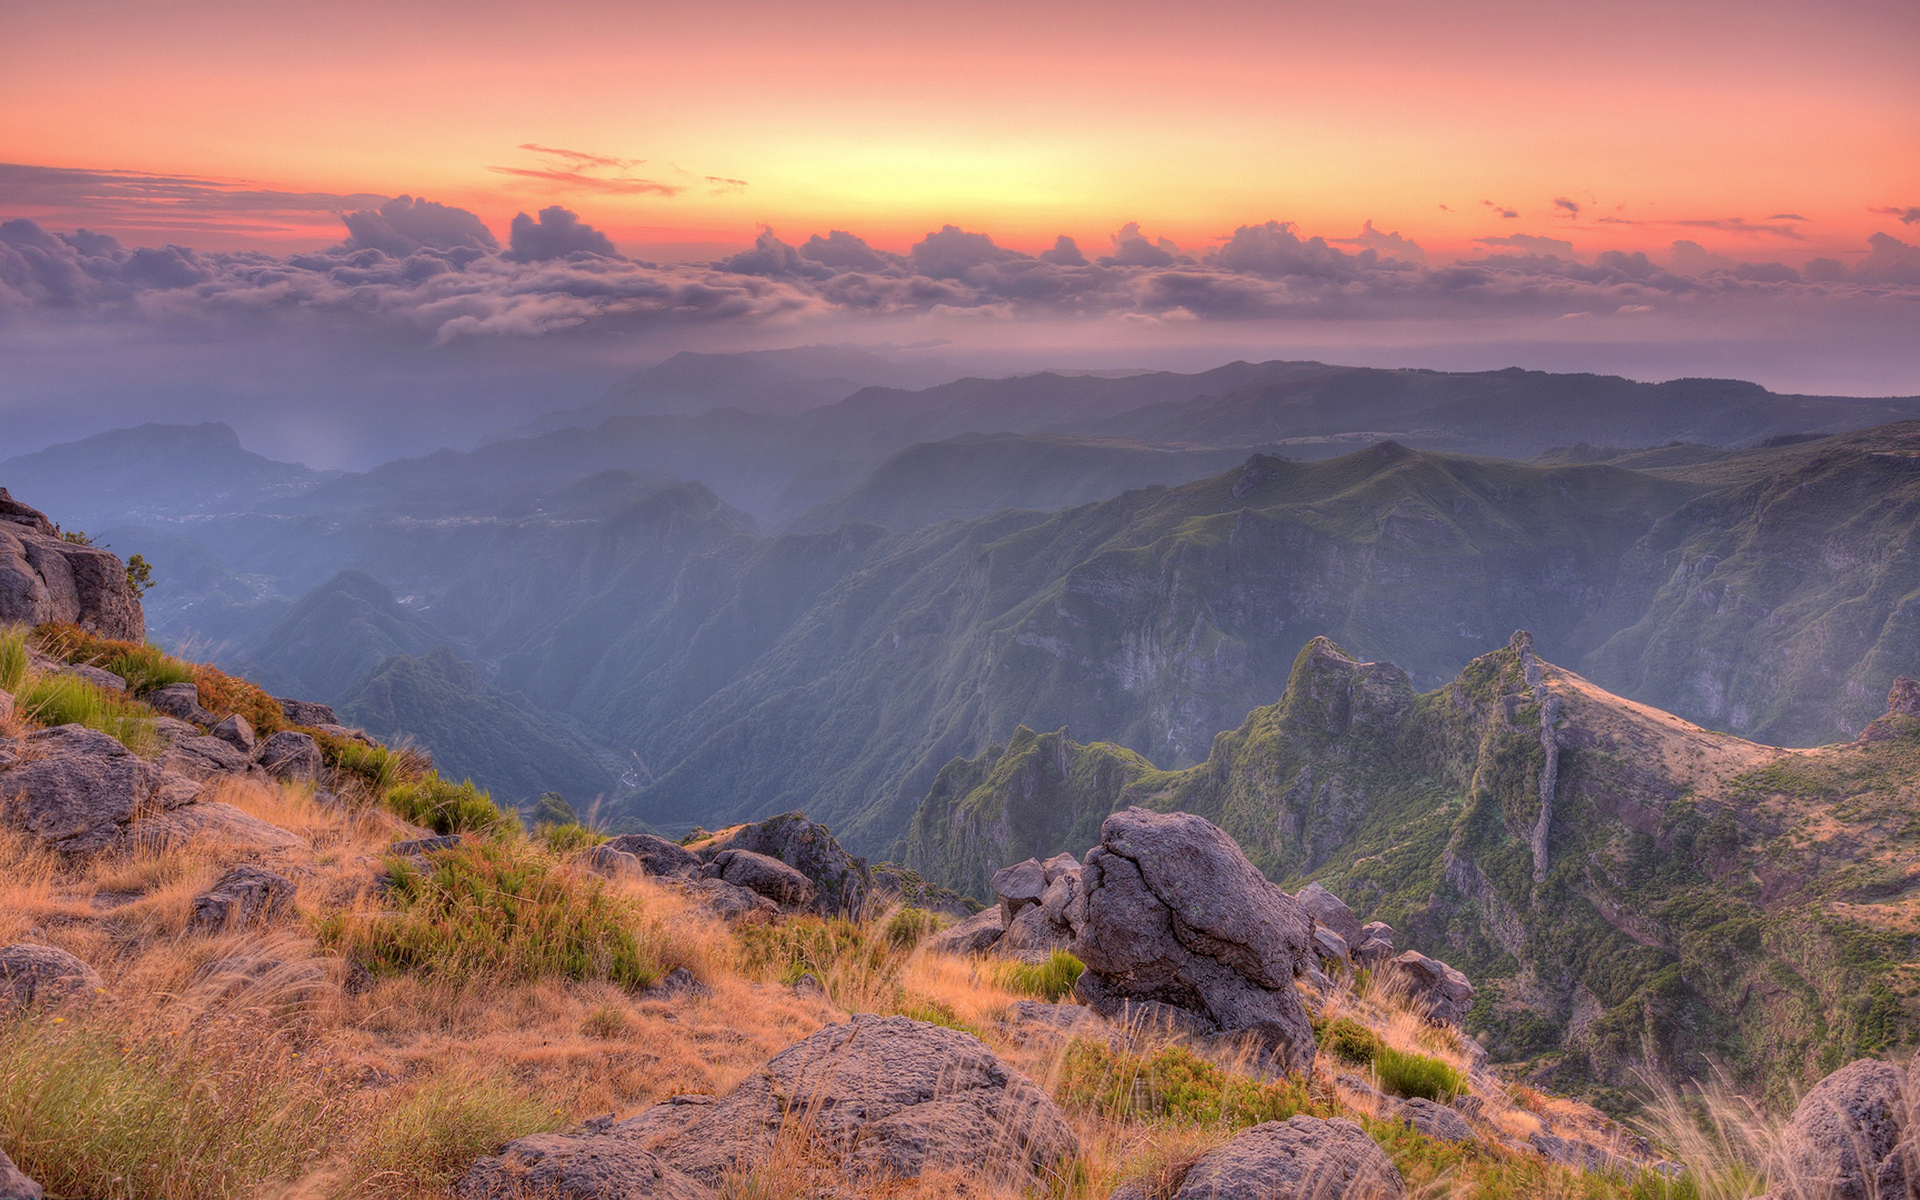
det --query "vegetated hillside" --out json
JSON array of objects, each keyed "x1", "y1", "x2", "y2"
[
  {"x1": 231, "y1": 569, "x2": 448, "y2": 702},
  {"x1": 1097, "y1": 365, "x2": 1920, "y2": 460},
  {"x1": 907, "y1": 633, "x2": 1920, "y2": 1106},
  {"x1": 1583, "y1": 422, "x2": 1920, "y2": 746},
  {"x1": 610, "y1": 443, "x2": 1700, "y2": 852},
  {"x1": 336, "y1": 646, "x2": 619, "y2": 809},
  {"x1": 786, "y1": 433, "x2": 1259, "y2": 534}
]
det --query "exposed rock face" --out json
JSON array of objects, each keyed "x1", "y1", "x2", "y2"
[
  {"x1": 1772, "y1": 1058, "x2": 1913, "y2": 1200},
  {"x1": 690, "y1": 812, "x2": 869, "y2": 917},
  {"x1": 0, "y1": 1146, "x2": 43, "y2": 1200},
  {"x1": 256, "y1": 731, "x2": 323, "y2": 781},
  {"x1": 602, "y1": 833, "x2": 702, "y2": 878},
  {"x1": 1066, "y1": 808, "x2": 1317, "y2": 1074},
  {"x1": 1388, "y1": 951, "x2": 1475, "y2": 1027},
  {"x1": 0, "y1": 488, "x2": 143, "y2": 641},
  {"x1": 465, "y1": 1016, "x2": 1077, "y2": 1191},
  {"x1": 0, "y1": 724, "x2": 178, "y2": 855},
  {"x1": 161, "y1": 734, "x2": 253, "y2": 780},
  {"x1": 0, "y1": 943, "x2": 102, "y2": 1013},
  {"x1": 278, "y1": 697, "x2": 339, "y2": 727},
  {"x1": 147, "y1": 682, "x2": 217, "y2": 726},
  {"x1": 190, "y1": 866, "x2": 297, "y2": 931},
  {"x1": 701, "y1": 849, "x2": 816, "y2": 910},
  {"x1": 1295, "y1": 881, "x2": 1364, "y2": 948},
  {"x1": 681, "y1": 878, "x2": 779, "y2": 925},
  {"x1": 1109, "y1": 1115, "x2": 1404, "y2": 1200}
]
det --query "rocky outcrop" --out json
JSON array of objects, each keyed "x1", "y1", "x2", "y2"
[
  {"x1": 992, "y1": 857, "x2": 1048, "y2": 924},
  {"x1": 457, "y1": 1139, "x2": 713, "y2": 1200},
  {"x1": 1066, "y1": 808, "x2": 1317, "y2": 1074},
  {"x1": 689, "y1": 812, "x2": 870, "y2": 917},
  {"x1": 1395, "y1": 1097, "x2": 1474, "y2": 1145},
  {"x1": 1771, "y1": 1058, "x2": 1914, "y2": 1200},
  {"x1": 190, "y1": 865, "x2": 297, "y2": 931},
  {"x1": 1108, "y1": 1115, "x2": 1403, "y2": 1199},
  {"x1": 927, "y1": 907, "x2": 1005, "y2": 956},
  {"x1": 1295, "y1": 881, "x2": 1364, "y2": 949},
  {"x1": 256, "y1": 731, "x2": 323, "y2": 781},
  {"x1": 700, "y1": 849, "x2": 815, "y2": 910},
  {"x1": 0, "y1": 489, "x2": 143, "y2": 641},
  {"x1": 462, "y1": 1016, "x2": 1077, "y2": 1191},
  {"x1": 0, "y1": 943, "x2": 102, "y2": 1013},
  {"x1": 1514, "y1": 630, "x2": 1564, "y2": 883},
  {"x1": 211, "y1": 713, "x2": 256, "y2": 754},
  {"x1": 147, "y1": 682, "x2": 217, "y2": 726},
  {"x1": 0, "y1": 1146, "x2": 42, "y2": 1200},
  {"x1": 1387, "y1": 951, "x2": 1474, "y2": 1026},
  {"x1": 0, "y1": 724, "x2": 177, "y2": 855},
  {"x1": 278, "y1": 697, "x2": 339, "y2": 727},
  {"x1": 602, "y1": 833, "x2": 701, "y2": 878}
]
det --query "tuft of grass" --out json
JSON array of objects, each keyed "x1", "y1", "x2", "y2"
[
  {"x1": 314, "y1": 732, "x2": 428, "y2": 793},
  {"x1": 0, "y1": 1015, "x2": 351, "y2": 1200},
  {"x1": 35, "y1": 623, "x2": 194, "y2": 698},
  {"x1": 102, "y1": 644, "x2": 195, "y2": 695},
  {"x1": 15, "y1": 672, "x2": 156, "y2": 754},
  {"x1": 0, "y1": 625, "x2": 27, "y2": 692},
  {"x1": 385, "y1": 774, "x2": 516, "y2": 836},
  {"x1": 883, "y1": 905, "x2": 945, "y2": 950},
  {"x1": 535, "y1": 821, "x2": 607, "y2": 854},
  {"x1": 1374, "y1": 1044, "x2": 1466, "y2": 1102},
  {"x1": 358, "y1": 1071, "x2": 562, "y2": 1196},
  {"x1": 317, "y1": 839, "x2": 670, "y2": 988},
  {"x1": 735, "y1": 915, "x2": 898, "y2": 992},
  {"x1": 1318, "y1": 1015, "x2": 1385, "y2": 1066},
  {"x1": 1056, "y1": 1039, "x2": 1316, "y2": 1128},
  {"x1": 995, "y1": 950, "x2": 1085, "y2": 1001}
]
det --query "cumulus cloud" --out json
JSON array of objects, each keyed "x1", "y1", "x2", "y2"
[
  {"x1": 340, "y1": 196, "x2": 499, "y2": 255},
  {"x1": 1668, "y1": 239, "x2": 1801, "y2": 282},
  {"x1": 1099, "y1": 223, "x2": 1181, "y2": 268},
  {"x1": 504, "y1": 205, "x2": 618, "y2": 262},
  {"x1": 1476, "y1": 233, "x2": 1576, "y2": 259},
  {"x1": 1038, "y1": 235, "x2": 1088, "y2": 266},
  {"x1": 1870, "y1": 205, "x2": 1920, "y2": 225},
  {"x1": 1333, "y1": 220, "x2": 1428, "y2": 265}
]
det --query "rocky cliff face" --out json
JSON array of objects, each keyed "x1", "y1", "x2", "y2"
[
  {"x1": 909, "y1": 631, "x2": 1920, "y2": 1104},
  {"x1": 0, "y1": 489, "x2": 142, "y2": 641}
]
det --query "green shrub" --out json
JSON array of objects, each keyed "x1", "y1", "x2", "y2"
[
  {"x1": 358, "y1": 1072, "x2": 560, "y2": 1191},
  {"x1": 101, "y1": 644, "x2": 195, "y2": 695},
  {"x1": 0, "y1": 626, "x2": 26, "y2": 692},
  {"x1": 1319, "y1": 1016, "x2": 1384, "y2": 1065},
  {"x1": 996, "y1": 950, "x2": 1085, "y2": 1001},
  {"x1": 385, "y1": 774, "x2": 516, "y2": 836},
  {"x1": 15, "y1": 673, "x2": 156, "y2": 753},
  {"x1": 124, "y1": 553, "x2": 155, "y2": 597},
  {"x1": 1374, "y1": 1045, "x2": 1465, "y2": 1102},
  {"x1": 536, "y1": 821, "x2": 607, "y2": 853},
  {"x1": 735, "y1": 916, "x2": 896, "y2": 990},
  {"x1": 318, "y1": 840, "x2": 669, "y2": 987},
  {"x1": 1057, "y1": 1039, "x2": 1314, "y2": 1127},
  {"x1": 884, "y1": 906, "x2": 945, "y2": 950},
  {"x1": 313, "y1": 733, "x2": 427, "y2": 792}
]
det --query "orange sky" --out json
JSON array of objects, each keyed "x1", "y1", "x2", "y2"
[{"x1": 3, "y1": 0, "x2": 1916, "y2": 263}]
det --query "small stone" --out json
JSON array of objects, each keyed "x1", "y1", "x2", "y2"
[
  {"x1": 190, "y1": 865, "x2": 297, "y2": 931},
  {"x1": 649, "y1": 967, "x2": 711, "y2": 1001},
  {"x1": 0, "y1": 943, "x2": 103, "y2": 1014},
  {"x1": 1397, "y1": 1097, "x2": 1474, "y2": 1145},
  {"x1": 391, "y1": 834, "x2": 463, "y2": 856},
  {"x1": 210, "y1": 713, "x2": 256, "y2": 754},
  {"x1": 278, "y1": 697, "x2": 339, "y2": 727},
  {"x1": 67, "y1": 663, "x2": 126, "y2": 693},
  {"x1": 926, "y1": 908, "x2": 1005, "y2": 956},
  {"x1": 1388, "y1": 951, "x2": 1474, "y2": 1026}
]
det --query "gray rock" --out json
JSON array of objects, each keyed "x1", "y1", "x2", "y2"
[
  {"x1": 691, "y1": 812, "x2": 869, "y2": 917},
  {"x1": 1396, "y1": 1097, "x2": 1475, "y2": 1145},
  {"x1": 256, "y1": 730, "x2": 323, "y2": 781},
  {"x1": 998, "y1": 900, "x2": 1074, "y2": 964},
  {"x1": 0, "y1": 943, "x2": 103, "y2": 1014},
  {"x1": 647, "y1": 967, "x2": 711, "y2": 1001},
  {"x1": 457, "y1": 1137, "x2": 715, "y2": 1200},
  {"x1": 584, "y1": 844, "x2": 643, "y2": 879},
  {"x1": 67, "y1": 663, "x2": 126, "y2": 693},
  {"x1": 150, "y1": 715, "x2": 200, "y2": 745},
  {"x1": 992, "y1": 857, "x2": 1049, "y2": 924},
  {"x1": 1040, "y1": 852, "x2": 1083, "y2": 884},
  {"x1": 1296, "y1": 881, "x2": 1365, "y2": 947},
  {"x1": 124, "y1": 801, "x2": 303, "y2": 853},
  {"x1": 1361, "y1": 921, "x2": 1395, "y2": 946},
  {"x1": 1529, "y1": 1132, "x2": 1638, "y2": 1177},
  {"x1": 161, "y1": 733, "x2": 253, "y2": 780},
  {"x1": 1388, "y1": 951, "x2": 1475, "y2": 1026},
  {"x1": 1314, "y1": 925, "x2": 1351, "y2": 964},
  {"x1": 0, "y1": 723, "x2": 165, "y2": 856},
  {"x1": 1142, "y1": 1115, "x2": 1405, "y2": 1199},
  {"x1": 0, "y1": 1146, "x2": 42, "y2": 1200},
  {"x1": 0, "y1": 489, "x2": 144, "y2": 641},
  {"x1": 1067, "y1": 807, "x2": 1318, "y2": 1075},
  {"x1": 603, "y1": 833, "x2": 702, "y2": 878},
  {"x1": 1354, "y1": 937, "x2": 1395, "y2": 968},
  {"x1": 146, "y1": 682, "x2": 217, "y2": 726},
  {"x1": 634, "y1": 1014, "x2": 1078, "y2": 1185},
  {"x1": 702, "y1": 849, "x2": 815, "y2": 910},
  {"x1": 1773, "y1": 1058, "x2": 1911, "y2": 1200},
  {"x1": 191, "y1": 865, "x2": 297, "y2": 931},
  {"x1": 278, "y1": 697, "x2": 338, "y2": 727},
  {"x1": 926, "y1": 908, "x2": 1005, "y2": 956},
  {"x1": 680, "y1": 878, "x2": 779, "y2": 925},
  {"x1": 210, "y1": 713, "x2": 256, "y2": 754}
]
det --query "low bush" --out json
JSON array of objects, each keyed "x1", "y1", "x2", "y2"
[
  {"x1": 14, "y1": 672, "x2": 156, "y2": 753},
  {"x1": 735, "y1": 916, "x2": 897, "y2": 991},
  {"x1": 995, "y1": 949, "x2": 1086, "y2": 1002},
  {"x1": 318, "y1": 840, "x2": 669, "y2": 987},
  {"x1": 1374, "y1": 1045, "x2": 1465, "y2": 1102},
  {"x1": 313, "y1": 732, "x2": 429, "y2": 792},
  {"x1": 883, "y1": 906, "x2": 944, "y2": 950},
  {"x1": 1319, "y1": 1016, "x2": 1384, "y2": 1065},
  {"x1": 190, "y1": 662, "x2": 288, "y2": 737},
  {"x1": 385, "y1": 774, "x2": 516, "y2": 836},
  {"x1": 1056, "y1": 1039, "x2": 1316, "y2": 1128},
  {"x1": 535, "y1": 821, "x2": 607, "y2": 854}
]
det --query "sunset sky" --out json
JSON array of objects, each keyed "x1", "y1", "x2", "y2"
[{"x1": 5, "y1": 0, "x2": 1915, "y2": 262}]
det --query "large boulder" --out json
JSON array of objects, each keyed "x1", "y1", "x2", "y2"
[
  {"x1": 256, "y1": 730, "x2": 323, "y2": 781},
  {"x1": 603, "y1": 833, "x2": 702, "y2": 878},
  {"x1": 992, "y1": 857, "x2": 1049, "y2": 923},
  {"x1": 690, "y1": 813, "x2": 869, "y2": 917},
  {"x1": 1109, "y1": 1116, "x2": 1404, "y2": 1200},
  {"x1": 146, "y1": 682, "x2": 217, "y2": 726},
  {"x1": 1387, "y1": 951, "x2": 1474, "y2": 1026},
  {"x1": 0, "y1": 489, "x2": 143, "y2": 641},
  {"x1": 0, "y1": 943, "x2": 103, "y2": 1014},
  {"x1": 210, "y1": 713, "x2": 256, "y2": 753},
  {"x1": 190, "y1": 866, "x2": 298, "y2": 931},
  {"x1": 1772, "y1": 1058, "x2": 1912, "y2": 1200},
  {"x1": 701, "y1": 849, "x2": 816, "y2": 910},
  {"x1": 457, "y1": 1136, "x2": 714, "y2": 1200},
  {"x1": 0, "y1": 1146, "x2": 42, "y2": 1200},
  {"x1": 278, "y1": 697, "x2": 338, "y2": 727},
  {"x1": 927, "y1": 907, "x2": 1006, "y2": 956},
  {"x1": 122, "y1": 801, "x2": 303, "y2": 854},
  {"x1": 161, "y1": 734, "x2": 254, "y2": 780},
  {"x1": 0, "y1": 724, "x2": 176, "y2": 855},
  {"x1": 1295, "y1": 881, "x2": 1365, "y2": 947},
  {"x1": 1065, "y1": 807, "x2": 1318, "y2": 1074}
]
